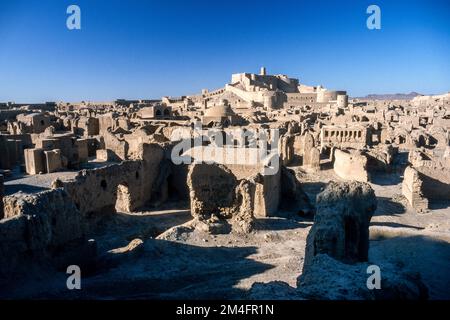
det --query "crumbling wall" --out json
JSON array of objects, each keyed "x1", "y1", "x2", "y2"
[
  {"x1": 303, "y1": 181, "x2": 377, "y2": 269},
  {"x1": 278, "y1": 134, "x2": 294, "y2": 165},
  {"x1": 187, "y1": 163, "x2": 238, "y2": 220},
  {"x1": 63, "y1": 143, "x2": 165, "y2": 215},
  {"x1": 402, "y1": 166, "x2": 428, "y2": 213},
  {"x1": 137, "y1": 143, "x2": 168, "y2": 205},
  {"x1": 364, "y1": 145, "x2": 397, "y2": 173},
  {"x1": 76, "y1": 117, "x2": 99, "y2": 136},
  {"x1": 297, "y1": 132, "x2": 315, "y2": 165},
  {"x1": 63, "y1": 161, "x2": 144, "y2": 215},
  {"x1": 0, "y1": 143, "x2": 166, "y2": 280},
  {"x1": 232, "y1": 177, "x2": 260, "y2": 233},
  {"x1": 103, "y1": 130, "x2": 128, "y2": 160},
  {"x1": 407, "y1": 153, "x2": 450, "y2": 201},
  {"x1": 416, "y1": 164, "x2": 450, "y2": 201},
  {"x1": 254, "y1": 167, "x2": 281, "y2": 217},
  {"x1": 295, "y1": 182, "x2": 429, "y2": 300},
  {"x1": 333, "y1": 149, "x2": 369, "y2": 182},
  {"x1": 303, "y1": 147, "x2": 320, "y2": 169},
  {"x1": 98, "y1": 114, "x2": 114, "y2": 135},
  {"x1": 0, "y1": 189, "x2": 85, "y2": 277},
  {"x1": 186, "y1": 161, "x2": 284, "y2": 233}
]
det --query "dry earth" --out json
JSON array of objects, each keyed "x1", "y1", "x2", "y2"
[{"x1": 3, "y1": 168, "x2": 450, "y2": 300}]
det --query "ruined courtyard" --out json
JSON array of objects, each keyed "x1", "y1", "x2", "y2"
[{"x1": 0, "y1": 68, "x2": 449, "y2": 299}]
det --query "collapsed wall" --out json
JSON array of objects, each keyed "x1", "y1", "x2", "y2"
[
  {"x1": 297, "y1": 181, "x2": 427, "y2": 299},
  {"x1": 63, "y1": 161, "x2": 144, "y2": 215},
  {"x1": 102, "y1": 130, "x2": 128, "y2": 161},
  {"x1": 250, "y1": 180, "x2": 427, "y2": 300},
  {"x1": 403, "y1": 152, "x2": 450, "y2": 211},
  {"x1": 63, "y1": 143, "x2": 165, "y2": 215},
  {"x1": 364, "y1": 145, "x2": 397, "y2": 173},
  {"x1": 303, "y1": 181, "x2": 377, "y2": 269},
  {"x1": 0, "y1": 189, "x2": 86, "y2": 278},
  {"x1": 186, "y1": 159, "x2": 288, "y2": 233},
  {"x1": 187, "y1": 163, "x2": 238, "y2": 220},
  {"x1": 0, "y1": 143, "x2": 167, "y2": 281},
  {"x1": 278, "y1": 134, "x2": 294, "y2": 165},
  {"x1": 416, "y1": 164, "x2": 450, "y2": 201}
]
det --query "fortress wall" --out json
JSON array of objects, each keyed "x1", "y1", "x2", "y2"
[{"x1": 225, "y1": 84, "x2": 262, "y2": 104}]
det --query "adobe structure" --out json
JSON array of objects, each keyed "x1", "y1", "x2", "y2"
[{"x1": 0, "y1": 68, "x2": 449, "y2": 299}]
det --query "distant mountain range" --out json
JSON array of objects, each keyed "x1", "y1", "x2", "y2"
[{"x1": 353, "y1": 92, "x2": 422, "y2": 100}]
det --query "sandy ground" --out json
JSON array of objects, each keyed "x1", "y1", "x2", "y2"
[{"x1": 3, "y1": 167, "x2": 450, "y2": 300}]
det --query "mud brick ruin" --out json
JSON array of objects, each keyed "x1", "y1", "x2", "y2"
[{"x1": 0, "y1": 68, "x2": 449, "y2": 299}]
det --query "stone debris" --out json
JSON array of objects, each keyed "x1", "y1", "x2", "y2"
[{"x1": 0, "y1": 67, "x2": 449, "y2": 299}]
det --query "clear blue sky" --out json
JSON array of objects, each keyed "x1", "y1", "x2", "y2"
[{"x1": 0, "y1": 0, "x2": 449, "y2": 102}]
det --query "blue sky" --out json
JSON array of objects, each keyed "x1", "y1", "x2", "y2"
[{"x1": 0, "y1": 0, "x2": 449, "y2": 102}]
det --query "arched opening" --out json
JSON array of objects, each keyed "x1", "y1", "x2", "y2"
[
  {"x1": 417, "y1": 135, "x2": 426, "y2": 147},
  {"x1": 163, "y1": 108, "x2": 170, "y2": 117},
  {"x1": 344, "y1": 216, "x2": 359, "y2": 262},
  {"x1": 167, "y1": 173, "x2": 177, "y2": 200},
  {"x1": 115, "y1": 183, "x2": 132, "y2": 213},
  {"x1": 155, "y1": 109, "x2": 162, "y2": 117}
]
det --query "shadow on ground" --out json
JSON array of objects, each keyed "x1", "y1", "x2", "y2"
[
  {"x1": 370, "y1": 221, "x2": 424, "y2": 230},
  {"x1": 370, "y1": 234, "x2": 450, "y2": 299},
  {"x1": 15, "y1": 240, "x2": 274, "y2": 300},
  {"x1": 428, "y1": 200, "x2": 450, "y2": 210},
  {"x1": 4, "y1": 183, "x2": 49, "y2": 196},
  {"x1": 253, "y1": 217, "x2": 312, "y2": 231},
  {"x1": 374, "y1": 196, "x2": 406, "y2": 216},
  {"x1": 370, "y1": 172, "x2": 403, "y2": 186},
  {"x1": 92, "y1": 204, "x2": 192, "y2": 250}
]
